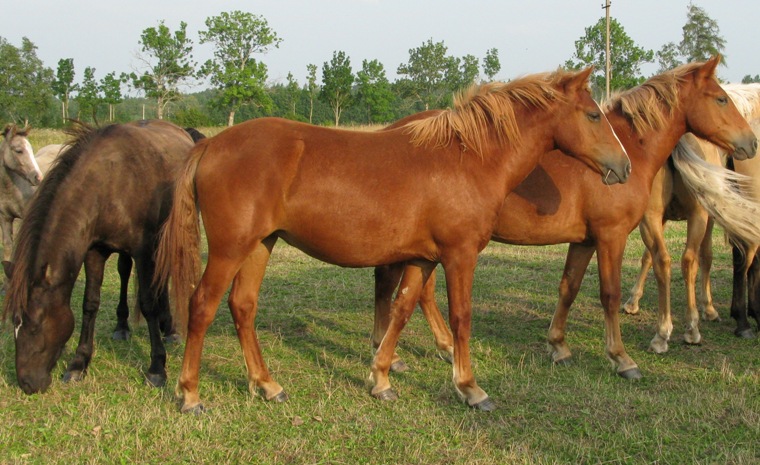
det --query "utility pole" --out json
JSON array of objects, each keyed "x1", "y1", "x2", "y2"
[{"x1": 602, "y1": 0, "x2": 611, "y2": 100}]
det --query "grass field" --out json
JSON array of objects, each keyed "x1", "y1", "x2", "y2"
[{"x1": 1, "y1": 127, "x2": 758, "y2": 464}]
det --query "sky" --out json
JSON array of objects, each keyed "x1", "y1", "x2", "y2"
[{"x1": 4, "y1": 0, "x2": 759, "y2": 95}]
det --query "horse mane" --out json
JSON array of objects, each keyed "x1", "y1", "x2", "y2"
[
  {"x1": 723, "y1": 83, "x2": 760, "y2": 123},
  {"x1": 2, "y1": 121, "x2": 99, "y2": 321},
  {"x1": 604, "y1": 62, "x2": 715, "y2": 135},
  {"x1": 402, "y1": 71, "x2": 572, "y2": 157}
]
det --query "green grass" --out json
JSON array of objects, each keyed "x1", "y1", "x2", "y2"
[{"x1": 1, "y1": 221, "x2": 758, "y2": 464}]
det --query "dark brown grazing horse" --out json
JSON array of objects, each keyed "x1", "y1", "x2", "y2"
[
  {"x1": 2, "y1": 120, "x2": 195, "y2": 394},
  {"x1": 371, "y1": 57, "x2": 758, "y2": 376},
  {"x1": 156, "y1": 68, "x2": 631, "y2": 414}
]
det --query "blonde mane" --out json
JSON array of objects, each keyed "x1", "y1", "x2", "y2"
[
  {"x1": 604, "y1": 62, "x2": 715, "y2": 135},
  {"x1": 723, "y1": 83, "x2": 760, "y2": 124},
  {"x1": 402, "y1": 71, "x2": 574, "y2": 157}
]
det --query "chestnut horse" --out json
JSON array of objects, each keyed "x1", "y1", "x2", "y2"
[
  {"x1": 623, "y1": 127, "x2": 760, "y2": 350},
  {"x1": 0, "y1": 124, "x2": 43, "y2": 262},
  {"x1": 371, "y1": 58, "x2": 757, "y2": 376},
  {"x1": 2, "y1": 120, "x2": 195, "y2": 395},
  {"x1": 156, "y1": 68, "x2": 631, "y2": 414}
]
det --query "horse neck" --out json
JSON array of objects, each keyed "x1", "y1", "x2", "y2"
[
  {"x1": 0, "y1": 161, "x2": 34, "y2": 209},
  {"x1": 606, "y1": 105, "x2": 687, "y2": 183}
]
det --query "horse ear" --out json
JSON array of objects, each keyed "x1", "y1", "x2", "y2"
[
  {"x1": 696, "y1": 55, "x2": 720, "y2": 82},
  {"x1": 2, "y1": 124, "x2": 14, "y2": 140},
  {"x1": 565, "y1": 67, "x2": 594, "y2": 92}
]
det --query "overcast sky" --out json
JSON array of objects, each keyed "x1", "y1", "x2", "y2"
[{"x1": 4, "y1": 1, "x2": 758, "y2": 95}]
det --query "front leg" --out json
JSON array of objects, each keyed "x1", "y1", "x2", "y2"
[
  {"x1": 622, "y1": 250, "x2": 652, "y2": 315},
  {"x1": 548, "y1": 243, "x2": 595, "y2": 365},
  {"x1": 638, "y1": 216, "x2": 673, "y2": 354},
  {"x1": 698, "y1": 218, "x2": 719, "y2": 322},
  {"x1": 681, "y1": 211, "x2": 710, "y2": 345},
  {"x1": 64, "y1": 248, "x2": 110, "y2": 382},
  {"x1": 113, "y1": 253, "x2": 132, "y2": 340}
]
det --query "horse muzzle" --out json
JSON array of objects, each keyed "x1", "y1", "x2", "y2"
[
  {"x1": 17, "y1": 370, "x2": 52, "y2": 394},
  {"x1": 602, "y1": 159, "x2": 632, "y2": 185},
  {"x1": 732, "y1": 135, "x2": 759, "y2": 161}
]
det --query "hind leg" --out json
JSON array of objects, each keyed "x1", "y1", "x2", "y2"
[
  {"x1": 112, "y1": 253, "x2": 132, "y2": 340},
  {"x1": 372, "y1": 264, "x2": 408, "y2": 372},
  {"x1": 227, "y1": 238, "x2": 286, "y2": 402},
  {"x1": 681, "y1": 211, "x2": 709, "y2": 345},
  {"x1": 64, "y1": 248, "x2": 109, "y2": 382},
  {"x1": 133, "y1": 254, "x2": 170, "y2": 388},
  {"x1": 623, "y1": 250, "x2": 652, "y2": 315},
  {"x1": 699, "y1": 218, "x2": 719, "y2": 322},
  {"x1": 730, "y1": 244, "x2": 757, "y2": 338}
]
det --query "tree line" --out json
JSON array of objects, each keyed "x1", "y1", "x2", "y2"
[{"x1": 0, "y1": 4, "x2": 748, "y2": 129}]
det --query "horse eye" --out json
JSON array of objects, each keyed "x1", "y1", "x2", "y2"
[
  {"x1": 587, "y1": 111, "x2": 601, "y2": 122},
  {"x1": 717, "y1": 96, "x2": 728, "y2": 106}
]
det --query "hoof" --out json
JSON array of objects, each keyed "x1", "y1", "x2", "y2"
[
  {"x1": 469, "y1": 397, "x2": 496, "y2": 412},
  {"x1": 734, "y1": 328, "x2": 757, "y2": 339},
  {"x1": 622, "y1": 304, "x2": 639, "y2": 315},
  {"x1": 372, "y1": 388, "x2": 399, "y2": 402},
  {"x1": 390, "y1": 360, "x2": 410, "y2": 373},
  {"x1": 163, "y1": 333, "x2": 181, "y2": 344},
  {"x1": 269, "y1": 391, "x2": 289, "y2": 403},
  {"x1": 112, "y1": 329, "x2": 131, "y2": 341},
  {"x1": 180, "y1": 403, "x2": 206, "y2": 415},
  {"x1": 62, "y1": 370, "x2": 85, "y2": 383},
  {"x1": 553, "y1": 356, "x2": 572, "y2": 366},
  {"x1": 145, "y1": 373, "x2": 167, "y2": 388},
  {"x1": 436, "y1": 350, "x2": 454, "y2": 364},
  {"x1": 618, "y1": 367, "x2": 643, "y2": 380}
]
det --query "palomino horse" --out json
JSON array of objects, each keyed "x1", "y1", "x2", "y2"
[
  {"x1": 156, "y1": 68, "x2": 631, "y2": 414},
  {"x1": 0, "y1": 124, "x2": 43, "y2": 262},
  {"x1": 623, "y1": 129, "x2": 760, "y2": 351},
  {"x1": 371, "y1": 57, "x2": 758, "y2": 376},
  {"x1": 723, "y1": 84, "x2": 760, "y2": 337},
  {"x1": 2, "y1": 120, "x2": 195, "y2": 395}
]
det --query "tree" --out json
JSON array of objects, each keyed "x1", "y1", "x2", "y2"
[
  {"x1": 0, "y1": 37, "x2": 54, "y2": 125},
  {"x1": 483, "y1": 48, "x2": 501, "y2": 81},
  {"x1": 283, "y1": 72, "x2": 301, "y2": 118},
  {"x1": 396, "y1": 39, "x2": 451, "y2": 110},
  {"x1": 306, "y1": 64, "x2": 319, "y2": 124},
  {"x1": 355, "y1": 59, "x2": 395, "y2": 124},
  {"x1": 742, "y1": 75, "x2": 760, "y2": 84},
  {"x1": 52, "y1": 58, "x2": 78, "y2": 122},
  {"x1": 198, "y1": 11, "x2": 281, "y2": 126},
  {"x1": 76, "y1": 67, "x2": 101, "y2": 123},
  {"x1": 128, "y1": 21, "x2": 195, "y2": 120},
  {"x1": 446, "y1": 54, "x2": 479, "y2": 95},
  {"x1": 565, "y1": 17, "x2": 654, "y2": 95},
  {"x1": 679, "y1": 3, "x2": 726, "y2": 65},
  {"x1": 320, "y1": 51, "x2": 353, "y2": 126},
  {"x1": 100, "y1": 72, "x2": 123, "y2": 121},
  {"x1": 656, "y1": 42, "x2": 682, "y2": 73}
]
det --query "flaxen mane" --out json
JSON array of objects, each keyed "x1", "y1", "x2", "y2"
[
  {"x1": 2, "y1": 121, "x2": 100, "y2": 321},
  {"x1": 723, "y1": 83, "x2": 760, "y2": 123},
  {"x1": 605, "y1": 62, "x2": 714, "y2": 135},
  {"x1": 403, "y1": 71, "x2": 573, "y2": 157}
]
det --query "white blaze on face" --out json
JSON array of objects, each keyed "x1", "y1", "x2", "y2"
[
  {"x1": 22, "y1": 139, "x2": 43, "y2": 177},
  {"x1": 14, "y1": 320, "x2": 22, "y2": 339}
]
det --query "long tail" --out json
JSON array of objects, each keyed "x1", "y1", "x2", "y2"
[
  {"x1": 154, "y1": 140, "x2": 208, "y2": 337},
  {"x1": 671, "y1": 134, "x2": 760, "y2": 246}
]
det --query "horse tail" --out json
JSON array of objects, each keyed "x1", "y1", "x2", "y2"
[
  {"x1": 671, "y1": 135, "x2": 760, "y2": 246},
  {"x1": 154, "y1": 140, "x2": 208, "y2": 337}
]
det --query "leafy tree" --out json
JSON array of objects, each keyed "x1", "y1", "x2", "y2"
[
  {"x1": 320, "y1": 51, "x2": 353, "y2": 126},
  {"x1": 198, "y1": 11, "x2": 281, "y2": 126},
  {"x1": 446, "y1": 54, "x2": 479, "y2": 94},
  {"x1": 355, "y1": 59, "x2": 395, "y2": 124},
  {"x1": 396, "y1": 39, "x2": 452, "y2": 110},
  {"x1": 0, "y1": 36, "x2": 54, "y2": 125},
  {"x1": 128, "y1": 21, "x2": 195, "y2": 120},
  {"x1": 483, "y1": 48, "x2": 501, "y2": 81},
  {"x1": 306, "y1": 64, "x2": 319, "y2": 123},
  {"x1": 679, "y1": 3, "x2": 726, "y2": 65},
  {"x1": 742, "y1": 75, "x2": 760, "y2": 84},
  {"x1": 76, "y1": 67, "x2": 101, "y2": 122},
  {"x1": 565, "y1": 17, "x2": 654, "y2": 95},
  {"x1": 283, "y1": 72, "x2": 300, "y2": 118},
  {"x1": 52, "y1": 58, "x2": 78, "y2": 122},
  {"x1": 100, "y1": 72, "x2": 123, "y2": 121},
  {"x1": 656, "y1": 42, "x2": 682, "y2": 73}
]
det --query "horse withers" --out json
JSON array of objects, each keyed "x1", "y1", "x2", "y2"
[
  {"x1": 156, "y1": 67, "x2": 630, "y2": 414},
  {"x1": 3, "y1": 120, "x2": 195, "y2": 395}
]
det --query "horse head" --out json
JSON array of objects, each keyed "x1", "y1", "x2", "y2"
[
  {"x1": 549, "y1": 67, "x2": 631, "y2": 185},
  {"x1": 4, "y1": 261, "x2": 75, "y2": 394},
  {"x1": 682, "y1": 56, "x2": 758, "y2": 160},
  {"x1": 2, "y1": 124, "x2": 43, "y2": 186}
]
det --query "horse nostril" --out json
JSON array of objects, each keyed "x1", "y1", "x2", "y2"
[{"x1": 753, "y1": 138, "x2": 758, "y2": 154}]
